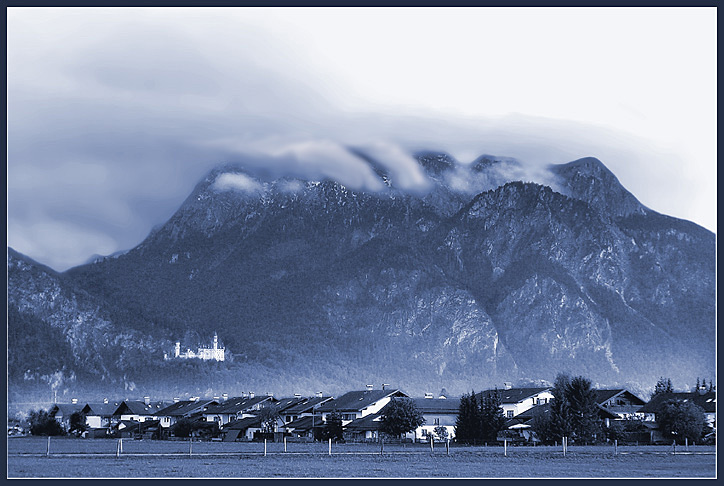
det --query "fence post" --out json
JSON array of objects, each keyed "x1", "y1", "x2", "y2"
[
  {"x1": 189, "y1": 437, "x2": 192, "y2": 457},
  {"x1": 119, "y1": 438, "x2": 123, "y2": 455},
  {"x1": 685, "y1": 437, "x2": 689, "y2": 452},
  {"x1": 504, "y1": 439, "x2": 507, "y2": 457},
  {"x1": 284, "y1": 436, "x2": 287, "y2": 453},
  {"x1": 380, "y1": 438, "x2": 384, "y2": 455},
  {"x1": 264, "y1": 439, "x2": 267, "y2": 457},
  {"x1": 46, "y1": 436, "x2": 50, "y2": 457},
  {"x1": 562, "y1": 437, "x2": 566, "y2": 457},
  {"x1": 614, "y1": 439, "x2": 618, "y2": 456},
  {"x1": 430, "y1": 436, "x2": 434, "y2": 453},
  {"x1": 672, "y1": 441, "x2": 676, "y2": 455},
  {"x1": 446, "y1": 438, "x2": 450, "y2": 456},
  {"x1": 328, "y1": 438, "x2": 332, "y2": 456}
]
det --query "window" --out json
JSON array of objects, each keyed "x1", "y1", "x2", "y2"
[
  {"x1": 507, "y1": 410, "x2": 514, "y2": 418},
  {"x1": 434, "y1": 418, "x2": 440, "y2": 425}
]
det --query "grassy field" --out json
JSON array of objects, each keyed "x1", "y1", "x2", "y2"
[{"x1": 7, "y1": 437, "x2": 716, "y2": 478}]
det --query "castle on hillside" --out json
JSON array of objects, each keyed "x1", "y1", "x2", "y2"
[{"x1": 164, "y1": 332, "x2": 225, "y2": 362}]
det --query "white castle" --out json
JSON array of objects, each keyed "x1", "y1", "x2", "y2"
[{"x1": 165, "y1": 332, "x2": 225, "y2": 362}]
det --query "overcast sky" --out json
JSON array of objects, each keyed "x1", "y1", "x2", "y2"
[{"x1": 7, "y1": 7, "x2": 717, "y2": 271}]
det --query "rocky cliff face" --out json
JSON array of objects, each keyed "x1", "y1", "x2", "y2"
[{"x1": 9, "y1": 153, "x2": 715, "y2": 397}]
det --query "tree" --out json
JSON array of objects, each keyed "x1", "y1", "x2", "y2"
[
  {"x1": 652, "y1": 377, "x2": 674, "y2": 398},
  {"x1": 566, "y1": 376, "x2": 602, "y2": 444},
  {"x1": 547, "y1": 373, "x2": 573, "y2": 443},
  {"x1": 68, "y1": 411, "x2": 88, "y2": 437},
  {"x1": 658, "y1": 400, "x2": 705, "y2": 444},
  {"x1": 259, "y1": 404, "x2": 281, "y2": 433},
  {"x1": 455, "y1": 392, "x2": 481, "y2": 444},
  {"x1": 479, "y1": 389, "x2": 506, "y2": 443},
  {"x1": 171, "y1": 418, "x2": 194, "y2": 438},
  {"x1": 321, "y1": 411, "x2": 344, "y2": 442},
  {"x1": 28, "y1": 409, "x2": 65, "y2": 436},
  {"x1": 433, "y1": 425, "x2": 448, "y2": 440},
  {"x1": 379, "y1": 398, "x2": 425, "y2": 439}
]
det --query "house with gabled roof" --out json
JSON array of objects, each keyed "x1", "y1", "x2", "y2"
[
  {"x1": 638, "y1": 390, "x2": 716, "y2": 431},
  {"x1": 49, "y1": 402, "x2": 85, "y2": 432},
  {"x1": 221, "y1": 415, "x2": 264, "y2": 442},
  {"x1": 593, "y1": 389, "x2": 647, "y2": 420},
  {"x1": 202, "y1": 395, "x2": 275, "y2": 426},
  {"x1": 283, "y1": 415, "x2": 324, "y2": 440},
  {"x1": 155, "y1": 399, "x2": 218, "y2": 428},
  {"x1": 317, "y1": 387, "x2": 408, "y2": 425},
  {"x1": 113, "y1": 400, "x2": 170, "y2": 423},
  {"x1": 478, "y1": 387, "x2": 553, "y2": 419},
  {"x1": 281, "y1": 395, "x2": 333, "y2": 425},
  {"x1": 408, "y1": 397, "x2": 460, "y2": 442},
  {"x1": 81, "y1": 401, "x2": 122, "y2": 430}
]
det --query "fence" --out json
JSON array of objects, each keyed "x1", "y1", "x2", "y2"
[{"x1": 9, "y1": 436, "x2": 716, "y2": 460}]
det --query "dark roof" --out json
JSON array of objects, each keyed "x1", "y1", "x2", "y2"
[
  {"x1": 82, "y1": 402, "x2": 122, "y2": 417},
  {"x1": 224, "y1": 416, "x2": 262, "y2": 430},
  {"x1": 283, "y1": 397, "x2": 333, "y2": 415},
  {"x1": 479, "y1": 388, "x2": 551, "y2": 404},
  {"x1": 203, "y1": 396, "x2": 272, "y2": 415},
  {"x1": 273, "y1": 397, "x2": 308, "y2": 412},
  {"x1": 155, "y1": 400, "x2": 218, "y2": 417},
  {"x1": 638, "y1": 391, "x2": 716, "y2": 414},
  {"x1": 344, "y1": 413, "x2": 384, "y2": 432},
  {"x1": 593, "y1": 389, "x2": 646, "y2": 406},
  {"x1": 318, "y1": 389, "x2": 407, "y2": 413},
  {"x1": 283, "y1": 415, "x2": 322, "y2": 431},
  {"x1": 115, "y1": 401, "x2": 170, "y2": 416},
  {"x1": 50, "y1": 404, "x2": 84, "y2": 417},
  {"x1": 408, "y1": 398, "x2": 460, "y2": 414}
]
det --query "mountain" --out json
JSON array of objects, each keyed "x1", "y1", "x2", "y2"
[{"x1": 8, "y1": 154, "x2": 715, "y2": 399}]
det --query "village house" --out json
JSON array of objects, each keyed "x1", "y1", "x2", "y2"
[
  {"x1": 638, "y1": 389, "x2": 716, "y2": 443},
  {"x1": 113, "y1": 398, "x2": 169, "y2": 423},
  {"x1": 81, "y1": 401, "x2": 122, "y2": 435},
  {"x1": 221, "y1": 415, "x2": 264, "y2": 442},
  {"x1": 280, "y1": 394, "x2": 333, "y2": 440},
  {"x1": 317, "y1": 386, "x2": 408, "y2": 425},
  {"x1": 154, "y1": 398, "x2": 218, "y2": 429},
  {"x1": 408, "y1": 396, "x2": 460, "y2": 442},
  {"x1": 202, "y1": 395, "x2": 276, "y2": 426},
  {"x1": 593, "y1": 389, "x2": 647, "y2": 422},
  {"x1": 478, "y1": 386, "x2": 554, "y2": 419},
  {"x1": 503, "y1": 401, "x2": 618, "y2": 443},
  {"x1": 281, "y1": 394, "x2": 333, "y2": 425},
  {"x1": 49, "y1": 401, "x2": 84, "y2": 432}
]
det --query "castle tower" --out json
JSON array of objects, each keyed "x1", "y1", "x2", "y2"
[
  {"x1": 175, "y1": 342, "x2": 181, "y2": 358},
  {"x1": 214, "y1": 332, "x2": 218, "y2": 350}
]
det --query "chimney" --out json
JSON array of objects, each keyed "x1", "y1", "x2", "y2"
[
  {"x1": 294, "y1": 394, "x2": 302, "y2": 398},
  {"x1": 316, "y1": 392, "x2": 323, "y2": 398},
  {"x1": 382, "y1": 384, "x2": 390, "y2": 391},
  {"x1": 213, "y1": 396, "x2": 220, "y2": 401},
  {"x1": 173, "y1": 397, "x2": 180, "y2": 403},
  {"x1": 103, "y1": 398, "x2": 109, "y2": 404},
  {"x1": 366, "y1": 384, "x2": 374, "y2": 391},
  {"x1": 222, "y1": 393, "x2": 229, "y2": 402},
  {"x1": 266, "y1": 392, "x2": 273, "y2": 397},
  {"x1": 190, "y1": 396, "x2": 200, "y2": 402},
  {"x1": 424, "y1": 393, "x2": 434, "y2": 399},
  {"x1": 144, "y1": 396, "x2": 151, "y2": 405},
  {"x1": 71, "y1": 398, "x2": 78, "y2": 404},
  {"x1": 503, "y1": 382, "x2": 513, "y2": 390},
  {"x1": 249, "y1": 392, "x2": 255, "y2": 399}
]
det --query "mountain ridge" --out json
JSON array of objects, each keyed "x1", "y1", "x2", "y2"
[{"x1": 7, "y1": 153, "x2": 715, "y2": 400}]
